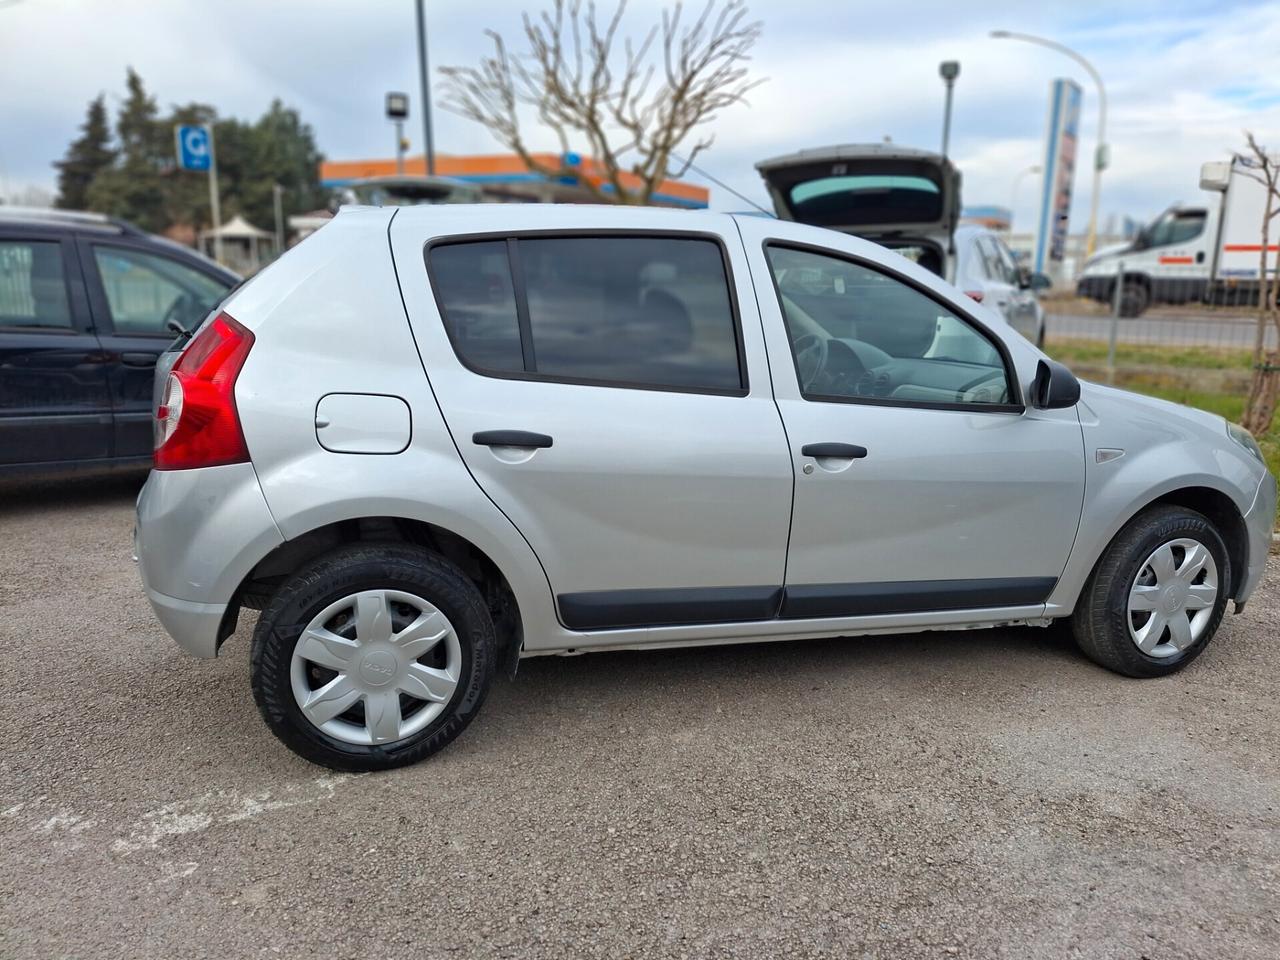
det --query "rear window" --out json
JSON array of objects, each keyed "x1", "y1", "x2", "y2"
[
  {"x1": 788, "y1": 174, "x2": 943, "y2": 227},
  {"x1": 429, "y1": 235, "x2": 745, "y2": 393}
]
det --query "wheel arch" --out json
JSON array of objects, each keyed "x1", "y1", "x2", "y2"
[{"x1": 230, "y1": 515, "x2": 527, "y2": 675}]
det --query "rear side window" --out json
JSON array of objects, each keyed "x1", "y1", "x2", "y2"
[
  {"x1": 0, "y1": 240, "x2": 72, "y2": 329},
  {"x1": 429, "y1": 235, "x2": 744, "y2": 393}
]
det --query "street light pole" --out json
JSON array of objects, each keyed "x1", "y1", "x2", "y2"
[
  {"x1": 990, "y1": 30, "x2": 1108, "y2": 257},
  {"x1": 415, "y1": 0, "x2": 436, "y2": 176},
  {"x1": 939, "y1": 61, "x2": 960, "y2": 160},
  {"x1": 1009, "y1": 164, "x2": 1041, "y2": 233}
]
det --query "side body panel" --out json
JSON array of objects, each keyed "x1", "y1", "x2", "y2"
[
  {"x1": 224, "y1": 208, "x2": 561, "y2": 649},
  {"x1": 734, "y1": 215, "x2": 1087, "y2": 606},
  {"x1": 388, "y1": 213, "x2": 793, "y2": 626},
  {"x1": 1046, "y1": 381, "x2": 1267, "y2": 613}
]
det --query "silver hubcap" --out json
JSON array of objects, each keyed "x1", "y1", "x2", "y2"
[
  {"x1": 1127, "y1": 538, "x2": 1219, "y2": 659},
  {"x1": 290, "y1": 589, "x2": 462, "y2": 746}
]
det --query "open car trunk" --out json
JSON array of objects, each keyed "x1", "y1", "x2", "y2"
[{"x1": 756, "y1": 144, "x2": 961, "y2": 279}]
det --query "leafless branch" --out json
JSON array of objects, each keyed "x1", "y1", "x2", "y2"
[{"x1": 439, "y1": 0, "x2": 763, "y2": 205}]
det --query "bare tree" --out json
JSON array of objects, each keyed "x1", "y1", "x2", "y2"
[
  {"x1": 439, "y1": 0, "x2": 763, "y2": 206},
  {"x1": 1239, "y1": 132, "x2": 1280, "y2": 435}
]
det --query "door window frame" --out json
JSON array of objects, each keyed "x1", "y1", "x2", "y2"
[
  {"x1": 423, "y1": 229, "x2": 751, "y2": 398},
  {"x1": 78, "y1": 237, "x2": 235, "y2": 339},
  {"x1": 763, "y1": 239, "x2": 1025, "y2": 415}
]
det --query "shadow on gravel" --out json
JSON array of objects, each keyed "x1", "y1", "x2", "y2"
[{"x1": 0, "y1": 472, "x2": 145, "y2": 516}]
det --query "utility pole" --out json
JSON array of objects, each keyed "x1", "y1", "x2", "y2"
[
  {"x1": 939, "y1": 61, "x2": 960, "y2": 160},
  {"x1": 416, "y1": 0, "x2": 436, "y2": 176}
]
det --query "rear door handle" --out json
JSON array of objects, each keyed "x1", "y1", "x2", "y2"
[
  {"x1": 473, "y1": 430, "x2": 553, "y2": 449},
  {"x1": 121, "y1": 351, "x2": 159, "y2": 368},
  {"x1": 801, "y1": 442, "x2": 868, "y2": 459}
]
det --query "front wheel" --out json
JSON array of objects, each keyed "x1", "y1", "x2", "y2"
[
  {"x1": 1071, "y1": 505, "x2": 1230, "y2": 678},
  {"x1": 251, "y1": 544, "x2": 496, "y2": 771}
]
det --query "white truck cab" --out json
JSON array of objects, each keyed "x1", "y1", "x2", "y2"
[{"x1": 1077, "y1": 157, "x2": 1272, "y2": 316}]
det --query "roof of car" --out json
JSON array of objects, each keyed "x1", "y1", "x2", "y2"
[{"x1": 0, "y1": 205, "x2": 146, "y2": 236}]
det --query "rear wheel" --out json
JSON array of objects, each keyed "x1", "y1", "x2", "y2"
[
  {"x1": 251, "y1": 544, "x2": 496, "y2": 771},
  {"x1": 1071, "y1": 506, "x2": 1230, "y2": 678}
]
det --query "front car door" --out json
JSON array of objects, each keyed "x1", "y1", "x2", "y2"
[
  {"x1": 78, "y1": 238, "x2": 235, "y2": 460},
  {"x1": 735, "y1": 216, "x2": 1085, "y2": 622},
  {"x1": 0, "y1": 227, "x2": 112, "y2": 470},
  {"x1": 391, "y1": 216, "x2": 793, "y2": 631}
]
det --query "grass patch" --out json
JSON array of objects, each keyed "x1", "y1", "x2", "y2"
[{"x1": 1046, "y1": 337, "x2": 1253, "y2": 372}]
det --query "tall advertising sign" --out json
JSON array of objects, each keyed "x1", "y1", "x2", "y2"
[{"x1": 1033, "y1": 78, "x2": 1083, "y2": 275}]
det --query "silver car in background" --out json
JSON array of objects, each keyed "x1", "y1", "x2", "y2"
[{"x1": 135, "y1": 204, "x2": 1276, "y2": 771}]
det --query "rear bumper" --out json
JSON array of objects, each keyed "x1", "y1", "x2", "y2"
[
  {"x1": 1239, "y1": 470, "x2": 1277, "y2": 607},
  {"x1": 135, "y1": 462, "x2": 283, "y2": 657},
  {"x1": 144, "y1": 587, "x2": 228, "y2": 658}
]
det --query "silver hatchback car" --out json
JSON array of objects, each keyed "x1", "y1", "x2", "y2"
[{"x1": 136, "y1": 205, "x2": 1276, "y2": 771}]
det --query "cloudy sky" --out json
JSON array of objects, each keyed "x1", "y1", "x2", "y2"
[{"x1": 2, "y1": 0, "x2": 1278, "y2": 234}]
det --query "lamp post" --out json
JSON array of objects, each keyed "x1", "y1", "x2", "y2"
[
  {"x1": 939, "y1": 60, "x2": 960, "y2": 160},
  {"x1": 1009, "y1": 164, "x2": 1041, "y2": 233},
  {"x1": 990, "y1": 30, "x2": 1108, "y2": 257}
]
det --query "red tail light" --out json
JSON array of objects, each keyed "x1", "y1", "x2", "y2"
[
  {"x1": 964, "y1": 290, "x2": 985, "y2": 303},
  {"x1": 154, "y1": 312, "x2": 254, "y2": 470}
]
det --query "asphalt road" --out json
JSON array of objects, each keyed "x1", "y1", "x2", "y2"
[
  {"x1": 1047, "y1": 310, "x2": 1277, "y2": 351},
  {"x1": 2, "y1": 476, "x2": 1278, "y2": 959}
]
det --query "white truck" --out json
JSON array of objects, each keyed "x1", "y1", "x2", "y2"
[{"x1": 1077, "y1": 156, "x2": 1276, "y2": 316}]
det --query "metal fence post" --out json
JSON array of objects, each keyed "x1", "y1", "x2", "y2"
[{"x1": 1107, "y1": 261, "x2": 1123, "y2": 384}]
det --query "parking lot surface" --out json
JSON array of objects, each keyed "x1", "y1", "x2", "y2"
[{"x1": 2, "y1": 477, "x2": 1278, "y2": 959}]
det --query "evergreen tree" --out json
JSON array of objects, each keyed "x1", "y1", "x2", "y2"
[
  {"x1": 87, "y1": 68, "x2": 168, "y2": 232},
  {"x1": 53, "y1": 95, "x2": 116, "y2": 210}
]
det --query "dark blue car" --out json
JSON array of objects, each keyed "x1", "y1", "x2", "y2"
[{"x1": 0, "y1": 208, "x2": 237, "y2": 478}]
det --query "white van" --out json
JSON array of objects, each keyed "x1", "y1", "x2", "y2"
[{"x1": 1077, "y1": 157, "x2": 1274, "y2": 316}]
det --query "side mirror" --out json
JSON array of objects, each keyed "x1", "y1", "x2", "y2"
[
  {"x1": 1031, "y1": 359, "x2": 1080, "y2": 410},
  {"x1": 1029, "y1": 272, "x2": 1052, "y2": 291}
]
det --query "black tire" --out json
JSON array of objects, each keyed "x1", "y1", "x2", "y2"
[
  {"x1": 1071, "y1": 505, "x2": 1231, "y2": 678},
  {"x1": 1118, "y1": 279, "x2": 1149, "y2": 318},
  {"x1": 251, "y1": 543, "x2": 496, "y2": 771}
]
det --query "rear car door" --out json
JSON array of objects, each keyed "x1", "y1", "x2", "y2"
[
  {"x1": 391, "y1": 223, "x2": 794, "y2": 631},
  {"x1": 0, "y1": 228, "x2": 112, "y2": 468},
  {"x1": 78, "y1": 238, "x2": 234, "y2": 460},
  {"x1": 737, "y1": 218, "x2": 1085, "y2": 619}
]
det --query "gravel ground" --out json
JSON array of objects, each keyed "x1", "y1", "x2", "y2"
[{"x1": 1, "y1": 476, "x2": 1278, "y2": 959}]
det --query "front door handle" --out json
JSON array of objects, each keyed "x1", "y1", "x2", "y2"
[
  {"x1": 473, "y1": 430, "x2": 553, "y2": 449},
  {"x1": 802, "y1": 442, "x2": 868, "y2": 459},
  {"x1": 121, "y1": 351, "x2": 159, "y2": 368}
]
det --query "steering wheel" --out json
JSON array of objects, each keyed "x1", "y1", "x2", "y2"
[{"x1": 792, "y1": 333, "x2": 829, "y2": 391}]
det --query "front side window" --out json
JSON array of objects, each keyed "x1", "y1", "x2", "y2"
[
  {"x1": 0, "y1": 240, "x2": 72, "y2": 329},
  {"x1": 430, "y1": 235, "x2": 743, "y2": 393},
  {"x1": 766, "y1": 244, "x2": 1014, "y2": 408},
  {"x1": 93, "y1": 246, "x2": 230, "y2": 334}
]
